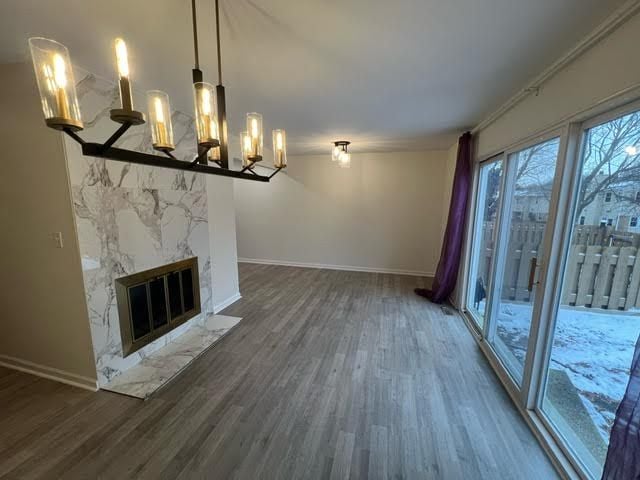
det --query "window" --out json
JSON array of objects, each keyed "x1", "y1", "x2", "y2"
[
  {"x1": 604, "y1": 191, "x2": 612, "y2": 202},
  {"x1": 631, "y1": 217, "x2": 638, "y2": 227},
  {"x1": 541, "y1": 107, "x2": 640, "y2": 478},
  {"x1": 635, "y1": 191, "x2": 640, "y2": 202},
  {"x1": 579, "y1": 216, "x2": 586, "y2": 225}
]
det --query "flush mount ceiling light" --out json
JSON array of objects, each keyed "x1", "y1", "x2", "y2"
[
  {"x1": 332, "y1": 141, "x2": 351, "y2": 168},
  {"x1": 28, "y1": 0, "x2": 287, "y2": 182}
]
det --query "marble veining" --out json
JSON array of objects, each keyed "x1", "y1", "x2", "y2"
[
  {"x1": 102, "y1": 315, "x2": 241, "y2": 399},
  {"x1": 65, "y1": 67, "x2": 220, "y2": 386}
]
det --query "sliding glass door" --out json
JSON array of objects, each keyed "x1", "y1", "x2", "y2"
[
  {"x1": 488, "y1": 137, "x2": 561, "y2": 385},
  {"x1": 539, "y1": 107, "x2": 640, "y2": 478},
  {"x1": 465, "y1": 158, "x2": 504, "y2": 329},
  {"x1": 464, "y1": 102, "x2": 640, "y2": 480}
]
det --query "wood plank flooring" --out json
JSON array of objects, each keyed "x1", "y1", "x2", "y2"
[{"x1": 0, "y1": 263, "x2": 558, "y2": 479}]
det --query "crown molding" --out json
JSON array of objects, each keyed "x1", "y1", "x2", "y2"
[{"x1": 473, "y1": 0, "x2": 640, "y2": 134}]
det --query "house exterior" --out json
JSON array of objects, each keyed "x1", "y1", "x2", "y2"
[{"x1": 511, "y1": 178, "x2": 640, "y2": 233}]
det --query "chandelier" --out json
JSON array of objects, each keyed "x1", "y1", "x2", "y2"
[
  {"x1": 28, "y1": 0, "x2": 287, "y2": 182},
  {"x1": 332, "y1": 141, "x2": 351, "y2": 168}
]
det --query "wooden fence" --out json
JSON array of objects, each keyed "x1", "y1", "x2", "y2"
[
  {"x1": 572, "y1": 225, "x2": 640, "y2": 248},
  {"x1": 476, "y1": 222, "x2": 640, "y2": 310},
  {"x1": 561, "y1": 245, "x2": 640, "y2": 310}
]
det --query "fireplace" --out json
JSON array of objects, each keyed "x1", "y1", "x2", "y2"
[{"x1": 115, "y1": 258, "x2": 201, "y2": 356}]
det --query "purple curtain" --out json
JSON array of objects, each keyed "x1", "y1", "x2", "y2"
[
  {"x1": 602, "y1": 333, "x2": 640, "y2": 479},
  {"x1": 415, "y1": 131, "x2": 472, "y2": 304}
]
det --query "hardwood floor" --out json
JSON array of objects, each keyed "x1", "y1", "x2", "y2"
[{"x1": 0, "y1": 263, "x2": 558, "y2": 479}]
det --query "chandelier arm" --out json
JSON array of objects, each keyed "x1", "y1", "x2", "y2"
[
  {"x1": 268, "y1": 168, "x2": 283, "y2": 179},
  {"x1": 190, "y1": 145, "x2": 212, "y2": 166},
  {"x1": 62, "y1": 128, "x2": 86, "y2": 145},
  {"x1": 100, "y1": 122, "x2": 132, "y2": 152}
]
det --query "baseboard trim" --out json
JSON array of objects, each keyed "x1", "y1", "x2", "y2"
[
  {"x1": 238, "y1": 258, "x2": 434, "y2": 277},
  {"x1": 213, "y1": 292, "x2": 242, "y2": 313},
  {"x1": 0, "y1": 354, "x2": 98, "y2": 392}
]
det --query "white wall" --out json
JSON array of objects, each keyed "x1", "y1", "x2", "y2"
[
  {"x1": 234, "y1": 150, "x2": 450, "y2": 276},
  {"x1": 207, "y1": 176, "x2": 241, "y2": 311},
  {"x1": 0, "y1": 63, "x2": 97, "y2": 388},
  {"x1": 477, "y1": 9, "x2": 640, "y2": 158}
]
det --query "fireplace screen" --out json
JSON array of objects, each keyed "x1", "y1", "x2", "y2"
[{"x1": 115, "y1": 258, "x2": 201, "y2": 357}]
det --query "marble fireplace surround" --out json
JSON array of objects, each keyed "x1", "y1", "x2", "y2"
[
  {"x1": 64, "y1": 67, "x2": 240, "y2": 387},
  {"x1": 102, "y1": 314, "x2": 240, "y2": 399}
]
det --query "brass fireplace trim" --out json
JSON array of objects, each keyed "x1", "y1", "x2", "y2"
[{"x1": 115, "y1": 257, "x2": 201, "y2": 357}]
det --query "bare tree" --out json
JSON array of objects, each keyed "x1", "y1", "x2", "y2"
[
  {"x1": 515, "y1": 141, "x2": 558, "y2": 188},
  {"x1": 577, "y1": 112, "x2": 640, "y2": 217},
  {"x1": 511, "y1": 139, "x2": 559, "y2": 210},
  {"x1": 485, "y1": 162, "x2": 502, "y2": 220}
]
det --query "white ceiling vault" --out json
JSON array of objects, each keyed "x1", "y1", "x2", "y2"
[{"x1": 0, "y1": 0, "x2": 627, "y2": 154}]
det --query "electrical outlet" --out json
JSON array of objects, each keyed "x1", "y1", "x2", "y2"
[{"x1": 51, "y1": 232, "x2": 63, "y2": 249}]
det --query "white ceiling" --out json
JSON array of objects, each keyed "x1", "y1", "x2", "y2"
[{"x1": 0, "y1": 0, "x2": 627, "y2": 154}]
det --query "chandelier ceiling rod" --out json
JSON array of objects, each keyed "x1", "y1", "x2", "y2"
[
  {"x1": 191, "y1": 0, "x2": 200, "y2": 71},
  {"x1": 215, "y1": 0, "x2": 223, "y2": 85},
  {"x1": 212, "y1": 0, "x2": 229, "y2": 168}
]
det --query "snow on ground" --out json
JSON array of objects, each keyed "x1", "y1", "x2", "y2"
[{"x1": 495, "y1": 302, "x2": 640, "y2": 440}]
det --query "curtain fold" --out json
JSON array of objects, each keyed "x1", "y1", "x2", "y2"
[
  {"x1": 415, "y1": 131, "x2": 472, "y2": 304},
  {"x1": 602, "y1": 333, "x2": 640, "y2": 479}
]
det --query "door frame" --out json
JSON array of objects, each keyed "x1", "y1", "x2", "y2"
[
  {"x1": 460, "y1": 94, "x2": 640, "y2": 480},
  {"x1": 530, "y1": 98, "x2": 640, "y2": 478},
  {"x1": 463, "y1": 153, "x2": 505, "y2": 334},
  {"x1": 483, "y1": 128, "x2": 566, "y2": 398}
]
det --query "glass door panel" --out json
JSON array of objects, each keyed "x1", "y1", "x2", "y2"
[
  {"x1": 466, "y1": 159, "x2": 503, "y2": 329},
  {"x1": 541, "y1": 109, "x2": 640, "y2": 478},
  {"x1": 489, "y1": 137, "x2": 561, "y2": 385}
]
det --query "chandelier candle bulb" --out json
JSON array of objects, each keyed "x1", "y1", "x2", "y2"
[
  {"x1": 114, "y1": 38, "x2": 132, "y2": 111},
  {"x1": 193, "y1": 82, "x2": 219, "y2": 147},
  {"x1": 241, "y1": 131, "x2": 254, "y2": 168},
  {"x1": 272, "y1": 129, "x2": 287, "y2": 168},
  {"x1": 109, "y1": 38, "x2": 144, "y2": 125},
  {"x1": 246, "y1": 112, "x2": 263, "y2": 161},
  {"x1": 52, "y1": 54, "x2": 70, "y2": 119},
  {"x1": 28, "y1": 37, "x2": 83, "y2": 131},
  {"x1": 147, "y1": 90, "x2": 174, "y2": 151}
]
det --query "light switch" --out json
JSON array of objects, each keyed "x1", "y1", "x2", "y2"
[{"x1": 51, "y1": 232, "x2": 63, "y2": 249}]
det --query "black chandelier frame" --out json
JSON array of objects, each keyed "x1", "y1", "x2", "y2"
[{"x1": 61, "y1": 0, "x2": 283, "y2": 183}]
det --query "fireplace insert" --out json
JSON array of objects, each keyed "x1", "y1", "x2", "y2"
[{"x1": 115, "y1": 258, "x2": 201, "y2": 356}]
